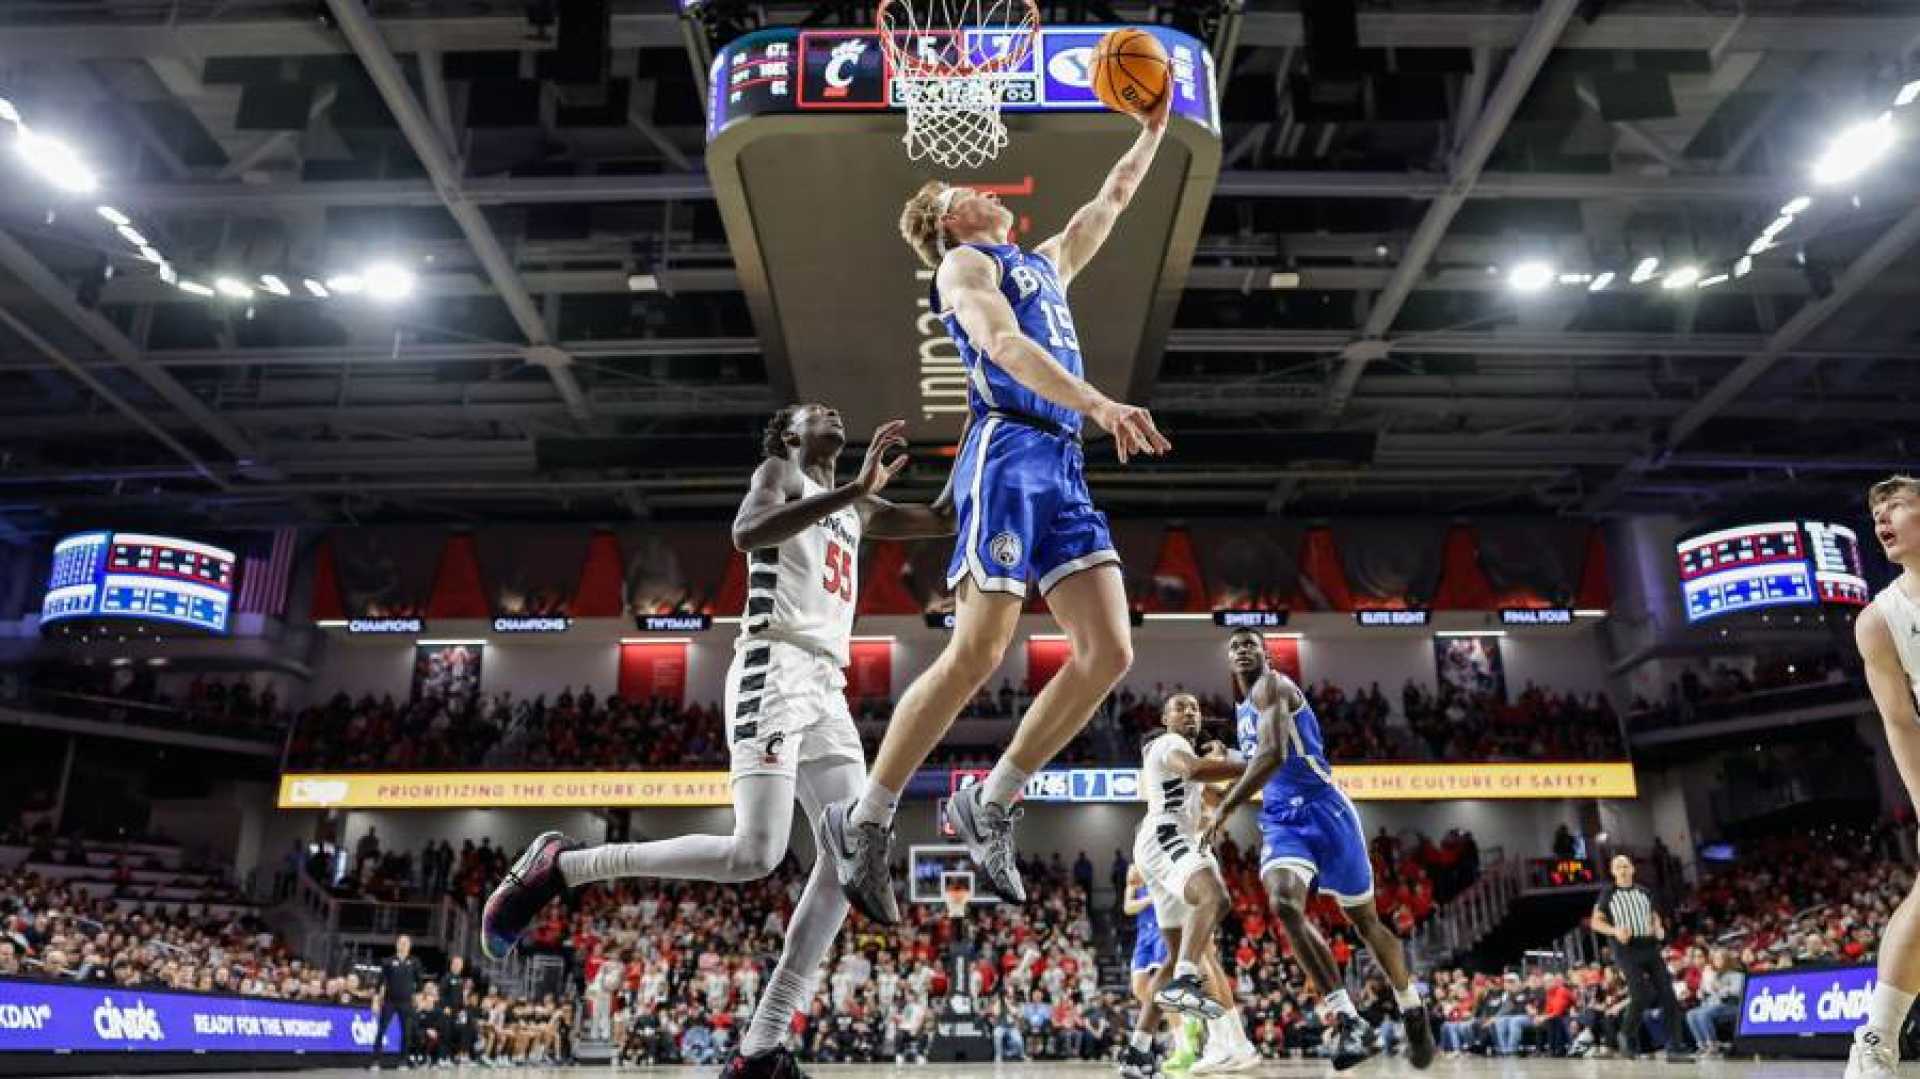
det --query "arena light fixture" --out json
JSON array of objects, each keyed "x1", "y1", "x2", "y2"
[
  {"x1": 1661, "y1": 266, "x2": 1701, "y2": 290},
  {"x1": 302, "y1": 278, "x2": 330, "y2": 299},
  {"x1": 95, "y1": 205, "x2": 130, "y2": 226},
  {"x1": 156, "y1": 263, "x2": 177, "y2": 285},
  {"x1": 712, "y1": 616, "x2": 742, "y2": 625},
  {"x1": 1434, "y1": 630, "x2": 1507, "y2": 638},
  {"x1": 849, "y1": 635, "x2": 899, "y2": 642},
  {"x1": 1573, "y1": 609, "x2": 1608, "y2": 618},
  {"x1": 314, "y1": 620, "x2": 348, "y2": 628},
  {"x1": 618, "y1": 637, "x2": 694, "y2": 644},
  {"x1": 1506, "y1": 260, "x2": 1555, "y2": 292},
  {"x1": 1268, "y1": 271, "x2": 1301, "y2": 290},
  {"x1": 1557, "y1": 273, "x2": 1591, "y2": 285},
  {"x1": 1587, "y1": 272, "x2": 1615, "y2": 292},
  {"x1": 1142, "y1": 612, "x2": 1213, "y2": 621},
  {"x1": 1029, "y1": 633, "x2": 1069, "y2": 642},
  {"x1": 1780, "y1": 195, "x2": 1812, "y2": 216},
  {"x1": 417, "y1": 638, "x2": 486, "y2": 646},
  {"x1": 15, "y1": 128, "x2": 99, "y2": 193},
  {"x1": 213, "y1": 277, "x2": 254, "y2": 300},
  {"x1": 627, "y1": 273, "x2": 660, "y2": 292},
  {"x1": 1746, "y1": 237, "x2": 1774, "y2": 255},
  {"x1": 115, "y1": 224, "x2": 147, "y2": 247},
  {"x1": 1629, "y1": 257, "x2": 1660, "y2": 284},
  {"x1": 325, "y1": 273, "x2": 365, "y2": 294},
  {"x1": 361, "y1": 261, "x2": 416, "y2": 302},
  {"x1": 0, "y1": 98, "x2": 18, "y2": 126},
  {"x1": 176, "y1": 279, "x2": 214, "y2": 297},
  {"x1": 135, "y1": 246, "x2": 163, "y2": 264},
  {"x1": 1732, "y1": 256, "x2": 1753, "y2": 278},
  {"x1": 1899, "y1": 80, "x2": 1920, "y2": 108},
  {"x1": 258, "y1": 274, "x2": 291, "y2": 297},
  {"x1": 1811, "y1": 113, "x2": 1896, "y2": 186},
  {"x1": 1697, "y1": 273, "x2": 1729, "y2": 289}
]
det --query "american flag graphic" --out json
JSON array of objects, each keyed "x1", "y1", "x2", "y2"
[{"x1": 235, "y1": 528, "x2": 297, "y2": 616}]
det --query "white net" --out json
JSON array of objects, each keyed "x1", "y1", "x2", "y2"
[{"x1": 877, "y1": 0, "x2": 1038, "y2": 169}]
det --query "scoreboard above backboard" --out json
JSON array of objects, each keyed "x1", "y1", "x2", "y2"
[
  {"x1": 707, "y1": 25, "x2": 1221, "y2": 141},
  {"x1": 41, "y1": 531, "x2": 235, "y2": 634},
  {"x1": 1676, "y1": 520, "x2": 1868, "y2": 623}
]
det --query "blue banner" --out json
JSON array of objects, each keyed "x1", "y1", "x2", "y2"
[
  {"x1": 0, "y1": 978, "x2": 399, "y2": 1054},
  {"x1": 1736, "y1": 964, "x2": 1876, "y2": 1038}
]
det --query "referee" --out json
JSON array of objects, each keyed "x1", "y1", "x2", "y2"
[{"x1": 1592, "y1": 853, "x2": 1694, "y2": 1060}]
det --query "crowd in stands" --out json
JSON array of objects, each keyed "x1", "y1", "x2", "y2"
[
  {"x1": 1629, "y1": 653, "x2": 1859, "y2": 731},
  {"x1": 16, "y1": 666, "x2": 289, "y2": 742}
]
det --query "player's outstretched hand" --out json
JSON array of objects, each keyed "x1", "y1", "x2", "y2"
[
  {"x1": 1090, "y1": 400, "x2": 1171, "y2": 464},
  {"x1": 856, "y1": 419, "x2": 911, "y2": 495},
  {"x1": 1141, "y1": 85, "x2": 1174, "y2": 133}
]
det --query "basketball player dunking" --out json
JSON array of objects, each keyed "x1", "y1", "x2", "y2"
[
  {"x1": 821, "y1": 90, "x2": 1175, "y2": 923},
  {"x1": 1202, "y1": 629, "x2": 1436, "y2": 1071},
  {"x1": 481, "y1": 406, "x2": 952, "y2": 1079},
  {"x1": 1847, "y1": 475, "x2": 1920, "y2": 1079}
]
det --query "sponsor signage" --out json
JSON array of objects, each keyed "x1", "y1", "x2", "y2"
[
  {"x1": 638, "y1": 613, "x2": 712, "y2": 632},
  {"x1": 1355, "y1": 609, "x2": 1431, "y2": 627},
  {"x1": 346, "y1": 617, "x2": 423, "y2": 634},
  {"x1": 277, "y1": 772, "x2": 733, "y2": 809},
  {"x1": 0, "y1": 977, "x2": 399, "y2": 1054},
  {"x1": 1212, "y1": 609, "x2": 1289, "y2": 629},
  {"x1": 943, "y1": 761, "x2": 1638, "y2": 802},
  {"x1": 1500, "y1": 608, "x2": 1574, "y2": 625},
  {"x1": 1737, "y1": 965, "x2": 1877, "y2": 1038},
  {"x1": 491, "y1": 616, "x2": 570, "y2": 634},
  {"x1": 950, "y1": 767, "x2": 1142, "y2": 803}
]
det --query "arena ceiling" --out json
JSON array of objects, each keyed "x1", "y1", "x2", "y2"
[{"x1": 0, "y1": 0, "x2": 1916, "y2": 533}]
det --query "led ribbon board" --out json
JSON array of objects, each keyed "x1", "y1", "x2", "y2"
[
  {"x1": 1676, "y1": 520, "x2": 1868, "y2": 623},
  {"x1": 41, "y1": 531, "x2": 235, "y2": 634}
]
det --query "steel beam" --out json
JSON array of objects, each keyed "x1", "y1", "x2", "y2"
[
  {"x1": 1327, "y1": 0, "x2": 1581, "y2": 416},
  {"x1": 0, "y1": 13, "x2": 683, "y2": 61},
  {"x1": 324, "y1": 0, "x2": 593, "y2": 427},
  {"x1": 1234, "y1": 11, "x2": 1920, "y2": 53}
]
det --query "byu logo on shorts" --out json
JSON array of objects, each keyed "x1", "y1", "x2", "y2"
[{"x1": 989, "y1": 531, "x2": 1022, "y2": 569}]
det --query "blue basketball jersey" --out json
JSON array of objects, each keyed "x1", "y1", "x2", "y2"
[
  {"x1": 1133, "y1": 884, "x2": 1160, "y2": 936},
  {"x1": 931, "y1": 243, "x2": 1084, "y2": 433},
  {"x1": 1236, "y1": 686, "x2": 1338, "y2": 807}
]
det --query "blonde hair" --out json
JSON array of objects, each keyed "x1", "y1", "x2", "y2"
[
  {"x1": 1868, "y1": 475, "x2": 1920, "y2": 514},
  {"x1": 899, "y1": 180, "x2": 950, "y2": 270}
]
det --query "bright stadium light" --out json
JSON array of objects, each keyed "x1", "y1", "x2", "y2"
[
  {"x1": 213, "y1": 277, "x2": 254, "y2": 300},
  {"x1": 361, "y1": 261, "x2": 416, "y2": 302},
  {"x1": 258, "y1": 274, "x2": 291, "y2": 297},
  {"x1": 1697, "y1": 273, "x2": 1729, "y2": 289},
  {"x1": 1661, "y1": 266, "x2": 1701, "y2": 290},
  {"x1": 1629, "y1": 257, "x2": 1660, "y2": 284},
  {"x1": 115, "y1": 224, "x2": 147, "y2": 247},
  {"x1": 1811, "y1": 113, "x2": 1896, "y2": 186},
  {"x1": 1780, "y1": 195, "x2": 1812, "y2": 216},
  {"x1": 325, "y1": 273, "x2": 364, "y2": 295},
  {"x1": 95, "y1": 205, "x2": 130, "y2": 226},
  {"x1": 1733, "y1": 255, "x2": 1754, "y2": 278},
  {"x1": 1746, "y1": 237, "x2": 1774, "y2": 255},
  {"x1": 135, "y1": 246, "x2": 163, "y2": 264},
  {"x1": 1588, "y1": 271, "x2": 1616, "y2": 292},
  {"x1": 14, "y1": 128, "x2": 98, "y2": 193},
  {"x1": 1897, "y1": 80, "x2": 1920, "y2": 108},
  {"x1": 1507, "y1": 260, "x2": 1555, "y2": 292},
  {"x1": 302, "y1": 278, "x2": 330, "y2": 298},
  {"x1": 176, "y1": 279, "x2": 214, "y2": 297},
  {"x1": 0, "y1": 98, "x2": 19, "y2": 126}
]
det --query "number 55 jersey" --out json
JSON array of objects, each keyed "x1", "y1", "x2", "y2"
[{"x1": 727, "y1": 471, "x2": 864, "y2": 781}]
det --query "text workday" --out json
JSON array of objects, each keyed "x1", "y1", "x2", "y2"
[
  {"x1": 94, "y1": 997, "x2": 165, "y2": 1042},
  {"x1": 0, "y1": 1003, "x2": 51, "y2": 1030}
]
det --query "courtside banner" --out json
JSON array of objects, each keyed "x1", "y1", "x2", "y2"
[
  {"x1": 1333, "y1": 762, "x2": 1638, "y2": 800},
  {"x1": 1736, "y1": 964, "x2": 1876, "y2": 1038},
  {"x1": 0, "y1": 977, "x2": 400, "y2": 1053},
  {"x1": 277, "y1": 772, "x2": 733, "y2": 809}
]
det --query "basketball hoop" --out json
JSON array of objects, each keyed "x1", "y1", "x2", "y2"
[
  {"x1": 941, "y1": 871, "x2": 974, "y2": 919},
  {"x1": 875, "y1": 0, "x2": 1040, "y2": 169}
]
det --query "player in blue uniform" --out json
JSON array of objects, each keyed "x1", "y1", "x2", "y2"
[
  {"x1": 822, "y1": 94, "x2": 1174, "y2": 922},
  {"x1": 1202, "y1": 628, "x2": 1436, "y2": 1071}
]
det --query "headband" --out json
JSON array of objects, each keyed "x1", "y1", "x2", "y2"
[{"x1": 933, "y1": 186, "x2": 964, "y2": 256}]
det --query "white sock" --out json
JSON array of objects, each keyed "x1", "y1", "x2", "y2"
[
  {"x1": 1393, "y1": 983, "x2": 1422, "y2": 1011},
  {"x1": 1130, "y1": 1031, "x2": 1154, "y2": 1053},
  {"x1": 740, "y1": 968, "x2": 813, "y2": 1057},
  {"x1": 849, "y1": 778, "x2": 900, "y2": 830},
  {"x1": 558, "y1": 836, "x2": 743, "y2": 885},
  {"x1": 1324, "y1": 989, "x2": 1359, "y2": 1020},
  {"x1": 1224, "y1": 1008, "x2": 1254, "y2": 1051},
  {"x1": 1866, "y1": 982, "x2": 1916, "y2": 1043},
  {"x1": 1175, "y1": 960, "x2": 1199, "y2": 981},
  {"x1": 980, "y1": 758, "x2": 1030, "y2": 809}
]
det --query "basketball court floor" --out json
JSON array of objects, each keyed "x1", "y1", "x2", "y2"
[{"x1": 154, "y1": 1062, "x2": 1864, "y2": 1078}]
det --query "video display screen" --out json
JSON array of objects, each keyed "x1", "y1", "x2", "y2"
[
  {"x1": 41, "y1": 531, "x2": 236, "y2": 633},
  {"x1": 1676, "y1": 520, "x2": 1868, "y2": 623}
]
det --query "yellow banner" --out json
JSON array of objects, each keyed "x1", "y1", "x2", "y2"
[
  {"x1": 1331, "y1": 762, "x2": 1638, "y2": 800},
  {"x1": 277, "y1": 772, "x2": 734, "y2": 809}
]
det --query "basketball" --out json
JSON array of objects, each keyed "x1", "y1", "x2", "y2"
[{"x1": 1091, "y1": 28, "x2": 1170, "y2": 116}]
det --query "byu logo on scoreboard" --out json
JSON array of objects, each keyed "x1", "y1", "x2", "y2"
[{"x1": 1047, "y1": 47, "x2": 1093, "y2": 89}]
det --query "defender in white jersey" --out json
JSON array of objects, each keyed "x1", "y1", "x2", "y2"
[
  {"x1": 481, "y1": 405, "x2": 953, "y2": 1079},
  {"x1": 1846, "y1": 475, "x2": 1920, "y2": 1079},
  {"x1": 1117, "y1": 694, "x2": 1256, "y2": 1079}
]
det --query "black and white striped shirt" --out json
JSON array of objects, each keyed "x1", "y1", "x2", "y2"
[{"x1": 1597, "y1": 883, "x2": 1659, "y2": 941}]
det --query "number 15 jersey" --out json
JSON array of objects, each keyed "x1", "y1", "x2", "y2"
[
  {"x1": 742, "y1": 472, "x2": 860, "y2": 665},
  {"x1": 932, "y1": 243, "x2": 1083, "y2": 435}
]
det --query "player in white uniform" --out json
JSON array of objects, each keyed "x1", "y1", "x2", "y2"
[
  {"x1": 1121, "y1": 693, "x2": 1259, "y2": 1079},
  {"x1": 481, "y1": 405, "x2": 953, "y2": 1079},
  {"x1": 1847, "y1": 475, "x2": 1920, "y2": 1079}
]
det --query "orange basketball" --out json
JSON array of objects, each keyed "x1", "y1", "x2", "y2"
[{"x1": 1091, "y1": 28, "x2": 1171, "y2": 116}]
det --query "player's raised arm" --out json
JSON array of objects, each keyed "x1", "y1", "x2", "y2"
[
  {"x1": 1201, "y1": 672, "x2": 1304, "y2": 845},
  {"x1": 1858, "y1": 603, "x2": 1920, "y2": 796},
  {"x1": 1160, "y1": 735, "x2": 1247, "y2": 785},
  {"x1": 1035, "y1": 90, "x2": 1171, "y2": 286},
  {"x1": 938, "y1": 248, "x2": 1170, "y2": 463},
  {"x1": 863, "y1": 416, "x2": 964, "y2": 540},
  {"x1": 732, "y1": 421, "x2": 907, "y2": 551}
]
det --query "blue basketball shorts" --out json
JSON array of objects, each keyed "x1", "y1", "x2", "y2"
[
  {"x1": 1257, "y1": 787, "x2": 1375, "y2": 905},
  {"x1": 1131, "y1": 923, "x2": 1169, "y2": 973},
  {"x1": 944, "y1": 416, "x2": 1118, "y2": 598}
]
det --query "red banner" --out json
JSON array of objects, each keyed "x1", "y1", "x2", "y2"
[
  {"x1": 1026, "y1": 637, "x2": 1072, "y2": 695},
  {"x1": 619, "y1": 641, "x2": 687, "y2": 705},
  {"x1": 1265, "y1": 637, "x2": 1304, "y2": 685},
  {"x1": 845, "y1": 639, "x2": 893, "y2": 705}
]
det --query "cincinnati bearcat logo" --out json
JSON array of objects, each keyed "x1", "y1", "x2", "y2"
[{"x1": 761, "y1": 733, "x2": 787, "y2": 765}]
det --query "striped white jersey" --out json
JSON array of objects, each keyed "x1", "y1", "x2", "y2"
[
  {"x1": 741, "y1": 472, "x2": 860, "y2": 666},
  {"x1": 1140, "y1": 731, "x2": 1205, "y2": 836},
  {"x1": 1873, "y1": 580, "x2": 1920, "y2": 703}
]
